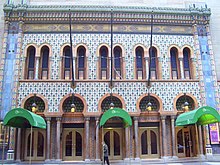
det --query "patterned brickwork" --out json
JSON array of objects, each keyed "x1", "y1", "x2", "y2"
[
  {"x1": 18, "y1": 81, "x2": 201, "y2": 113},
  {"x1": 21, "y1": 33, "x2": 196, "y2": 81}
]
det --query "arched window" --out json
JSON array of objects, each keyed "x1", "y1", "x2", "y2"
[
  {"x1": 99, "y1": 46, "x2": 109, "y2": 79},
  {"x1": 62, "y1": 96, "x2": 84, "y2": 113},
  {"x1": 139, "y1": 95, "x2": 159, "y2": 112},
  {"x1": 183, "y1": 48, "x2": 191, "y2": 79},
  {"x1": 176, "y1": 95, "x2": 195, "y2": 111},
  {"x1": 62, "y1": 46, "x2": 72, "y2": 80},
  {"x1": 39, "y1": 46, "x2": 49, "y2": 79},
  {"x1": 77, "y1": 46, "x2": 86, "y2": 79},
  {"x1": 24, "y1": 95, "x2": 45, "y2": 113},
  {"x1": 101, "y1": 96, "x2": 122, "y2": 112},
  {"x1": 135, "y1": 47, "x2": 145, "y2": 79},
  {"x1": 26, "y1": 46, "x2": 36, "y2": 79},
  {"x1": 113, "y1": 46, "x2": 123, "y2": 79},
  {"x1": 170, "y1": 47, "x2": 180, "y2": 79},
  {"x1": 149, "y1": 47, "x2": 158, "y2": 79}
]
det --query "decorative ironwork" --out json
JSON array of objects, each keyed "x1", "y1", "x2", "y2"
[
  {"x1": 176, "y1": 95, "x2": 194, "y2": 111},
  {"x1": 101, "y1": 96, "x2": 122, "y2": 112},
  {"x1": 139, "y1": 96, "x2": 159, "y2": 112},
  {"x1": 63, "y1": 96, "x2": 84, "y2": 112},
  {"x1": 24, "y1": 96, "x2": 45, "y2": 112}
]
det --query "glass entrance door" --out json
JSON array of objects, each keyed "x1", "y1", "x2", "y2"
[
  {"x1": 103, "y1": 128, "x2": 122, "y2": 160},
  {"x1": 140, "y1": 127, "x2": 159, "y2": 158},
  {"x1": 63, "y1": 128, "x2": 83, "y2": 161},
  {"x1": 176, "y1": 127, "x2": 195, "y2": 157},
  {"x1": 25, "y1": 129, "x2": 46, "y2": 161}
]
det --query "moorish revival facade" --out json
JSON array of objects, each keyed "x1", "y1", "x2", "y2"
[{"x1": 0, "y1": 0, "x2": 219, "y2": 164}]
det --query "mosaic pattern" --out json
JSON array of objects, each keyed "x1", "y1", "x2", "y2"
[
  {"x1": 18, "y1": 81, "x2": 201, "y2": 112},
  {"x1": 21, "y1": 33, "x2": 196, "y2": 80}
]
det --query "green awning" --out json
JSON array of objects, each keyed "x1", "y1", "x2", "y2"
[
  {"x1": 176, "y1": 106, "x2": 220, "y2": 126},
  {"x1": 100, "y1": 108, "x2": 132, "y2": 127},
  {"x1": 3, "y1": 108, "x2": 46, "y2": 129}
]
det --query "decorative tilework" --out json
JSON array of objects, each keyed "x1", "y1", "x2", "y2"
[
  {"x1": 22, "y1": 33, "x2": 196, "y2": 80},
  {"x1": 18, "y1": 81, "x2": 201, "y2": 112}
]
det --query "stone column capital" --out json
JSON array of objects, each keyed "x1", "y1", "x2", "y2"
[
  {"x1": 85, "y1": 117, "x2": 90, "y2": 121},
  {"x1": 56, "y1": 117, "x2": 62, "y2": 121},
  {"x1": 133, "y1": 117, "x2": 139, "y2": 121},
  {"x1": 171, "y1": 115, "x2": 176, "y2": 120},
  {"x1": 161, "y1": 115, "x2": 166, "y2": 120}
]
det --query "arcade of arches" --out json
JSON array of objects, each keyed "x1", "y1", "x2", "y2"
[{"x1": 13, "y1": 92, "x2": 206, "y2": 162}]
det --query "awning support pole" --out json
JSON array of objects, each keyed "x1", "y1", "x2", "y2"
[{"x1": 29, "y1": 126, "x2": 32, "y2": 165}]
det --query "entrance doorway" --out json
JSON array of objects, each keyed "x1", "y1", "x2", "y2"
[
  {"x1": 25, "y1": 129, "x2": 46, "y2": 161},
  {"x1": 103, "y1": 128, "x2": 123, "y2": 160},
  {"x1": 62, "y1": 128, "x2": 83, "y2": 161},
  {"x1": 139, "y1": 127, "x2": 159, "y2": 158},
  {"x1": 176, "y1": 126, "x2": 196, "y2": 157}
]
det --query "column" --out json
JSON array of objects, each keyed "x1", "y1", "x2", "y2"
[
  {"x1": 72, "y1": 56, "x2": 76, "y2": 80},
  {"x1": 56, "y1": 117, "x2": 61, "y2": 161},
  {"x1": 15, "y1": 128, "x2": 21, "y2": 162},
  {"x1": 161, "y1": 116, "x2": 167, "y2": 158},
  {"x1": 190, "y1": 58, "x2": 196, "y2": 79},
  {"x1": 85, "y1": 117, "x2": 90, "y2": 161},
  {"x1": 134, "y1": 117, "x2": 140, "y2": 160},
  {"x1": 157, "y1": 57, "x2": 162, "y2": 79},
  {"x1": 45, "y1": 118, "x2": 51, "y2": 162},
  {"x1": 171, "y1": 116, "x2": 177, "y2": 159},
  {"x1": 35, "y1": 57, "x2": 40, "y2": 79},
  {"x1": 198, "y1": 125, "x2": 204, "y2": 157},
  {"x1": 6, "y1": 127, "x2": 15, "y2": 160},
  {"x1": 95, "y1": 117, "x2": 100, "y2": 161},
  {"x1": 145, "y1": 57, "x2": 149, "y2": 80},
  {"x1": 124, "y1": 127, "x2": 129, "y2": 160},
  {"x1": 179, "y1": 57, "x2": 184, "y2": 79}
]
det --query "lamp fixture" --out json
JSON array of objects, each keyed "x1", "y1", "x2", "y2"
[
  {"x1": 31, "y1": 94, "x2": 37, "y2": 113},
  {"x1": 146, "y1": 102, "x2": 152, "y2": 111},
  {"x1": 110, "y1": 102, "x2": 114, "y2": 109},
  {"x1": 71, "y1": 103, "x2": 76, "y2": 113},
  {"x1": 183, "y1": 93, "x2": 189, "y2": 112},
  {"x1": 71, "y1": 93, "x2": 76, "y2": 113}
]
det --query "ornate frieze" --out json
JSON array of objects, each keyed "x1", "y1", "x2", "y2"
[
  {"x1": 18, "y1": 81, "x2": 201, "y2": 113},
  {"x1": 23, "y1": 24, "x2": 193, "y2": 35},
  {"x1": 4, "y1": 5, "x2": 210, "y2": 25}
]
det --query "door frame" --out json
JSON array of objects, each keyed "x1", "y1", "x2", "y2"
[
  {"x1": 24, "y1": 128, "x2": 46, "y2": 161},
  {"x1": 139, "y1": 127, "x2": 159, "y2": 159},
  {"x1": 62, "y1": 128, "x2": 84, "y2": 161},
  {"x1": 176, "y1": 126, "x2": 195, "y2": 157},
  {"x1": 103, "y1": 128, "x2": 123, "y2": 160}
]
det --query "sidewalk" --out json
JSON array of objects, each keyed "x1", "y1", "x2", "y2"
[{"x1": 1, "y1": 156, "x2": 220, "y2": 165}]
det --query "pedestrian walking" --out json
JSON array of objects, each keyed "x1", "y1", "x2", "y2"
[{"x1": 103, "y1": 142, "x2": 110, "y2": 165}]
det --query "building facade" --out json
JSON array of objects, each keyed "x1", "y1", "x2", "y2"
[{"x1": 0, "y1": 0, "x2": 220, "y2": 163}]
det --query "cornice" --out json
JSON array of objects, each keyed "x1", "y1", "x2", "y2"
[{"x1": 4, "y1": 4, "x2": 211, "y2": 25}]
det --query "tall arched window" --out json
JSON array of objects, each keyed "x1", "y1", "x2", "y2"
[
  {"x1": 100, "y1": 46, "x2": 109, "y2": 79},
  {"x1": 170, "y1": 47, "x2": 180, "y2": 79},
  {"x1": 135, "y1": 47, "x2": 145, "y2": 79},
  {"x1": 62, "y1": 46, "x2": 72, "y2": 80},
  {"x1": 150, "y1": 47, "x2": 158, "y2": 79},
  {"x1": 77, "y1": 46, "x2": 86, "y2": 79},
  {"x1": 183, "y1": 48, "x2": 191, "y2": 79},
  {"x1": 113, "y1": 46, "x2": 123, "y2": 79},
  {"x1": 26, "y1": 46, "x2": 36, "y2": 79},
  {"x1": 39, "y1": 46, "x2": 49, "y2": 79}
]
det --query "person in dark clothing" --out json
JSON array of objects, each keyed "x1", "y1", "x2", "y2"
[{"x1": 103, "y1": 142, "x2": 110, "y2": 165}]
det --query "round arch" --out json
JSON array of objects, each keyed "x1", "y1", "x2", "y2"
[
  {"x1": 21, "y1": 93, "x2": 49, "y2": 113},
  {"x1": 136, "y1": 93, "x2": 163, "y2": 114},
  {"x1": 98, "y1": 93, "x2": 126, "y2": 113},
  {"x1": 181, "y1": 45, "x2": 194, "y2": 58},
  {"x1": 168, "y1": 44, "x2": 181, "y2": 58},
  {"x1": 59, "y1": 93, "x2": 88, "y2": 115},
  {"x1": 173, "y1": 93, "x2": 199, "y2": 114}
]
